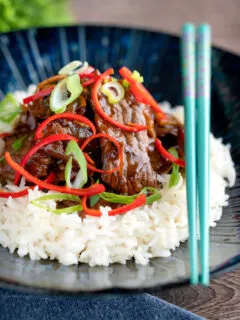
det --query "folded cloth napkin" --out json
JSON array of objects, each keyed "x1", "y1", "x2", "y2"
[{"x1": 0, "y1": 288, "x2": 203, "y2": 320}]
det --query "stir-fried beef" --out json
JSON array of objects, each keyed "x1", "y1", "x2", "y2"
[
  {"x1": 0, "y1": 74, "x2": 183, "y2": 195},
  {"x1": 40, "y1": 119, "x2": 93, "y2": 146},
  {"x1": 90, "y1": 88, "x2": 165, "y2": 195}
]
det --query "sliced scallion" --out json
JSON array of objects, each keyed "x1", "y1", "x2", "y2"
[
  {"x1": 100, "y1": 81, "x2": 125, "y2": 105},
  {"x1": 58, "y1": 60, "x2": 89, "y2": 75},
  {"x1": 65, "y1": 156, "x2": 73, "y2": 187},
  {"x1": 31, "y1": 193, "x2": 82, "y2": 215},
  {"x1": 12, "y1": 135, "x2": 27, "y2": 151},
  {"x1": 65, "y1": 140, "x2": 88, "y2": 188},
  {"x1": 132, "y1": 70, "x2": 144, "y2": 83},
  {"x1": 99, "y1": 187, "x2": 161, "y2": 205},
  {"x1": 140, "y1": 187, "x2": 161, "y2": 204},
  {"x1": 168, "y1": 148, "x2": 180, "y2": 188},
  {"x1": 90, "y1": 194, "x2": 100, "y2": 207},
  {"x1": 0, "y1": 94, "x2": 20, "y2": 133},
  {"x1": 122, "y1": 79, "x2": 130, "y2": 88},
  {"x1": 50, "y1": 74, "x2": 83, "y2": 114},
  {"x1": 100, "y1": 192, "x2": 135, "y2": 204}
]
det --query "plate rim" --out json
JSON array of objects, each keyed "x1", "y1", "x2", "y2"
[{"x1": 0, "y1": 24, "x2": 239, "y2": 294}]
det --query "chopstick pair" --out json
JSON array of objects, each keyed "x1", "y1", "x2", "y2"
[{"x1": 181, "y1": 23, "x2": 211, "y2": 285}]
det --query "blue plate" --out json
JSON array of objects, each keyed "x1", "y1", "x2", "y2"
[{"x1": 0, "y1": 25, "x2": 239, "y2": 293}]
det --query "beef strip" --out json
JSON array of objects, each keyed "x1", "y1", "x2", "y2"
[
  {"x1": 155, "y1": 114, "x2": 181, "y2": 138},
  {"x1": 91, "y1": 87, "x2": 164, "y2": 195},
  {"x1": 41, "y1": 119, "x2": 93, "y2": 146}
]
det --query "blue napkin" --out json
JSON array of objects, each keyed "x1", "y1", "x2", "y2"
[{"x1": 0, "y1": 288, "x2": 203, "y2": 320}]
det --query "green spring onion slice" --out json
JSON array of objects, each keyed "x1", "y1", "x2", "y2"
[
  {"x1": 58, "y1": 61, "x2": 89, "y2": 75},
  {"x1": 100, "y1": 192, "x2": 135, "y2": 204},
  {"x1": 122, "y1": 79, "x2": 130, "y2": 88},
  {"x1": 168, "y1": 148, "x2": 180, "y2": 188},
  {"x1": 121, "y1": 70, "x2": 144, "y2": 89},
  {"x1": 140, "y1": 187, "x2": 162, "y2": 205},
  {"x1": 98, "y1": 187, "x2": 161, "y2": 206},
  {"x1": 100, "y1": 81, "x2": 125, "y2": 104},
  {"x1": 90, "y1": 194, "x2": 100, "y2": 207},
  {"x1": 50, "y1": 74, "x2": 83, "y2": 114},
  {"x1": 12, "y1": 135, "x2": 27, "y2": 151},
  {"x1": 0, "y1": 94, "x2": 20, "y2": 133},
  {"x1": 65, "y1": 140, "x2": 88, "y2": 188},
  {"x1": 132, "y1": 70, "x2": 144, "y2": 83},
  {"x1": 31, "y1": 193, "x2": 82, "y2": 215}
]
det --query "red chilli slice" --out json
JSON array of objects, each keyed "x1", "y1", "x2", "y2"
[
  {"x1": 14, "y1": 134, "x2": 78, "y2": 186},
  {"x1": 23, "y1": 86, "x2": 55, "y2": 105},
  {"x1": 0, "y1": 132, "x2": 11, "y2": 139},
  {"x1": 0, "y1": 172, "x2": 55, "y2": 199},
  {"x1": 79, "y1": 66, "x2": 95, "y2": 78},
  {"x1": 81, "y1": 133, "x2": 123, "y2": 174},
  {"x1": 119, "y1": 67, "x2": 166, "y2": 119},
  {"x1": 34, "y1": 112, "x2": 96, "y2": 140},
  {"x1": 82, "y1": 76, "x2": 98, "y2": 87},
  {"x1": 155, "y1": 138, "x2": 185, "y2": 167},
  {"x1": 82, "y1": 193, "x2": 146, "y2": 217},
  {"x1": 92, "y1": 68, "x2": 147, "y2": 132},
  {"x1": 5, "y1": 152, "x2": 105, "y2": 197}
]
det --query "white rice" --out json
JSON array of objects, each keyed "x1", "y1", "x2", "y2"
[{"x1": 0, "y1": 90, "x2": 236, "y2": 266}]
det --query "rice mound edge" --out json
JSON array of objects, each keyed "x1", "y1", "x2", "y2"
[{"x1": 0, "y1": 92, "x2": 236, "y2": 266}]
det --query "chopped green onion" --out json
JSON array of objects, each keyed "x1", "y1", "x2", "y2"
[
  {"x1": 65, "y1": 140, "x2": 88, "y2": 188},
  {"x1": 0, "y1": 94, "x2": 20, "y2": 133},
  {"x1": 31, "y1": 193, "x2": 82, "y2": 215},
  {"x1": 12, "y1": 135, "x2": 27, "y2": 151},
  {"x1": 122, "y1": 79, "x2": 130, "y2": 88},
  {"x1": 168, "y1": 148, "x2": 180, "y2": 188},
  {"x1": 121, "y1": 70, "x2": 143, "y2": 89},
  {"x1": 140, "y1": 187, "x2": 161, "y2": 204},
  {"x1": 65, "y1": 156, "x2": 73, "y2": 187},
  {"x1": 141, "y1": 187, "x2": 161, "y2": 205},
  {"x1": 132, "y1": 70, "x2": 144, "y2": 83},
  {"x1": 89, "y1": 179, "x2": 100, "y2": 207},
  {"x1": 50, "y1": 74, "x2": 83, "y2": 114},
  {"x1": 99, "y1": 187, "x2": 161, "y2": 205},
  {"x1": 90, "y1": 194, "x2": 100, "y2": 207},
  {"x1": 100, "y1": 81, "x2": 125, "y2": 104},
  {"x1": 0, "y1": 156, "x2": 5, "y2": 163},
  {"x1": 100, "y1": 192, "x2": 136, "y2": 204},
  {"x1": 58, "y1": 61, "x2": 89, "y2": 75}
]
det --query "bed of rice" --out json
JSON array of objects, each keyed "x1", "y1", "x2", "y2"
[{"x1": 0, "y1": 88, "x2": 236, "y2": 266}]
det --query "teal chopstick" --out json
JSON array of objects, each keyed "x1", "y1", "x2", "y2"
[
  {"x1": 181, "y1": 23, "x2": 198, "y2": 285},
  {"x1": 196, "y1": 24, "x2": 211, "y2": 285}
]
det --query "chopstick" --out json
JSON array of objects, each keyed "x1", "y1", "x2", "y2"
[
  {"x1": 181, "y1": 23, "x2": 198, "y2": 284},
  {"x1": 181, "y1": 23, "x2": 211, "y2": 285},
  {"x1": 196, "y1": 24, "x2": 211, "y2": 285}
]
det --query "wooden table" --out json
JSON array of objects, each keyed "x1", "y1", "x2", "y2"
[{"x1": 71, "y1": 0, "x2": 240, "y2": 318}]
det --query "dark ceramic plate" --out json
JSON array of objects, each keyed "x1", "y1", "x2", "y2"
[{"x1": 0, "y1": 25, "x2": 239, "y2": 293}]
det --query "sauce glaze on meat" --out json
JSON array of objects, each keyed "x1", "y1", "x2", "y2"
[{"x1": 0, "y1": 78, "x2": 183, "y2": 195}]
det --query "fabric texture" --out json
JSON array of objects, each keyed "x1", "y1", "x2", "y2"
[{"x1": 0, "y1": 288, "x2": 204, "y2": 320}]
